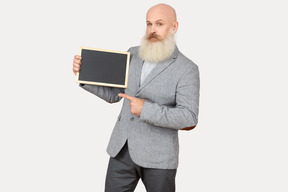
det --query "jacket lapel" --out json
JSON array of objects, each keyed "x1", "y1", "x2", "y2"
[
  {"x1": 133, "y1": 55, "x2": 145, "y2": 89},
  {"x1": 136, "y1": 46, "x2": 179, "y2": 95}
]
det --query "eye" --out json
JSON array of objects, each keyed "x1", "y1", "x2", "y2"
[
  {"x1": 146, "y1": 23, "x2": 152, "y2": 26},
  {"x1": 157, "y1": 23, "x2": 163, "y2": 26}
]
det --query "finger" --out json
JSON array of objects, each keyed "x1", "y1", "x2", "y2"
[
  {"x1": 118, "y1": 93, "x2": 135, "y2": 101},
  {"x1": 73, "y1": 59, "x2": 82, "y2": 65},
  {"x1": 73, "y1": 67, "x2": 80, "y2": 73},
  {"x1": 73, "y1": 64, "x2": 80, "y2": 70},
  {"x1": 73, "y1": 68, "x2": 79, "y2": 75},
  {"x1": 73, "y1": 62, "x2": 81, "y2": 68},
  {"x1": 74, "y1": 55, "x2": 82, "y2": 60}
]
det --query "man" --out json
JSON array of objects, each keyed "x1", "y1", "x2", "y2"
[{"x1": 73, "y1": 3, "x2": 199, "y2": 192}]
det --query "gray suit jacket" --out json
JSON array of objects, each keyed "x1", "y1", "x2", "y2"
[{"x1": 81, "y1": 46, "x2": 200, "y2": 169}]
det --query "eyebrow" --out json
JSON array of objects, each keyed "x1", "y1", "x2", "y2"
[{"x1": 146, "y1": 19, "x2": 164, "y2": 23}]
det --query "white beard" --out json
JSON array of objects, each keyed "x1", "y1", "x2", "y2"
[{"x1": 138, "y1": 30, "x2": 176, "y2": 63}]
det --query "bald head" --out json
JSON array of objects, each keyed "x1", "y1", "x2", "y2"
[{"x1": 147, "y1": 4, "x2": 177, "y2": 25}]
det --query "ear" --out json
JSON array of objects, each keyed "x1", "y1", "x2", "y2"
[{"x1": 172, "y1": 21, "x2": 179, "y2": 33}]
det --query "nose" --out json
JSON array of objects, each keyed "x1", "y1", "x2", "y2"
[{"x1": 150, "y1": 24, "x2": 156, "y2": 34}]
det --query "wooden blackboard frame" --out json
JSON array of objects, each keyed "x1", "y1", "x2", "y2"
[{"x1": 76, "y1": 47, "x2": 130, "y2": 88}]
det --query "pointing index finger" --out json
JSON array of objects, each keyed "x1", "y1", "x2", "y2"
[{"x1": 118, "y1": 93, "x2": 134, "y2": 101}]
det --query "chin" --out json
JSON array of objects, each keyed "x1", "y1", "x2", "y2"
[{"x1": 139, "y1": 35, "x2": 176, "y2": 63}]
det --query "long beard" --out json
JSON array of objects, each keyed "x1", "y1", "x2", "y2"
[{"x1": 138, "y1": 30, "x2": 176, "y2": 63}]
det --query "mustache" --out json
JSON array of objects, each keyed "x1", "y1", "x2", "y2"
[{"x1": 146, "y1": 33, "x2": 162, "y2": 40}]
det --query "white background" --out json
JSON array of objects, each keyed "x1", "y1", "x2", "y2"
[{"x1": 1, "y1": 0, "x2": 287, "y2": 191}]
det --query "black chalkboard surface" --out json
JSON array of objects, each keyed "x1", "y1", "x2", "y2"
[{"x1": 76, "y1": 47, "x2": 130, "y2": 88}]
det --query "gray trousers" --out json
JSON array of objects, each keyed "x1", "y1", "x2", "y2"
[{"x1": 105, "y1": 142, "x2": 177, "y2": 192}]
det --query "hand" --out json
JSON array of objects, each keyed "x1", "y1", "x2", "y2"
[
  {"x1": 73, "y1": 55, "x2": 82, "y2": 75},
  {"x1": 181, "y1": 125, "x2": 196, "y2": 131},
  {"x1": 118, "y1": 93, "x2": 145, "y2": 116}
]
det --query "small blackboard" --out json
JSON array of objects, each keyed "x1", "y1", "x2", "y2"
[{"x1": 76, "y1": 47, "x2": 130, "y2": 88}]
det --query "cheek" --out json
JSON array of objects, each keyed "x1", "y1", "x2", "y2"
[
  {"x1": 160, "y1": 28, "x2": 171, "y2": 38},
  {"x1": 145, "y1": 28, "x2": 148, "y2": 33},
  {"x1": 146, "y1": 27, "x2": 152, "y2": 35}
]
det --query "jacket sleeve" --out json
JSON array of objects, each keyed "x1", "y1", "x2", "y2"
[
  {"x1": 80, "y1": 84, "x2": 124, "y2": 103},
  {"x1": 139, "y1": 66, "x2": 200, "y2": 129}
]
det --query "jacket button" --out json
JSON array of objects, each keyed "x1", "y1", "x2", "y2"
[{"x1": 131, "y1": 117, "x2": 135, "y2": 120}]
